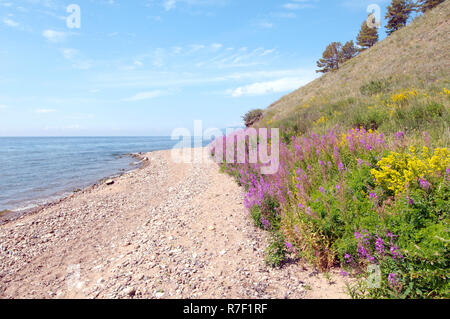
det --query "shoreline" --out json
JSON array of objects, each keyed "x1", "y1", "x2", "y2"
[
  {"x1": 0, "y1": 152, "x2": 149, "y2": 225},
  {"x1": 0, "y1": 148, "x2": 348, "y2": 299}
]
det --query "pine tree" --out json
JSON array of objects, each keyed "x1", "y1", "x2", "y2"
[
  {"x1": 341, "y1": 40, "x2": 358, "y2": 62},
  {"x1": 356, "y1": 15, "x2": 379, "y2": 51},
  {"x1": 418, "y1": 0, "x2": 445, "y2": 12},
  {"x1": 316, "y1": 42, "x2": 342, "y2": 73},
  {"x1": 385, "y1": 0, "x2": 413, "y2": 35}
]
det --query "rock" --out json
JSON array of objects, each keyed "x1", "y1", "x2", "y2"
[
  {"x1": 123, "y1": 286, "x2": 136, "y2": 296},
  {"x1": 105, "y1": 179, "x2": 114, "y2": 185}
]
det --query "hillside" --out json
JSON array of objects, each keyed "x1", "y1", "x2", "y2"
[
  {"x1": 216, "y1": 1, "x2": 450, "y2": 299},
  {"x1": 261, "y1": 1, "x2": 450, "y2": 141}
]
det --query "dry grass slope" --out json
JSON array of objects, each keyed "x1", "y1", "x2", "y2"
[{"x1": 264, "y1": 1, "x2": 450, "y2": 122}]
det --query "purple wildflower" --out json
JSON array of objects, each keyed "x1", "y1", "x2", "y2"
[
  {"x1": 319, "y1": 186, "x2": 325, "y2": 193},
  {"x1": 394, "y1": 131, "x2": 404, "y2": 139},
  {"x1": 261, "y1": 217, "x2": 270, "y2": 228},
  {"x1": 390, "y1": 245, "x2": 404, "y2": 260},
  {"x1": 406, "y1": 195, "x2": 414, "y2": 205},
  {"x1": 344, "y1": 253, "x2": 353, "y2": 264},
  {"x1": 388, "y1": 273, "x2": 398, "y2": 286},
  {"x1": 375, "y1": 236, "x2": 385, "y2": 256},
  {"x1": 419, "y1": 178, "x2": 430, "y2": 191},
  {"x1": 338, "y1": 162, "x2": 345, "y2": 172},
  {"x1": 285, "y1": 242, "x2": 293, "y2": 250}
]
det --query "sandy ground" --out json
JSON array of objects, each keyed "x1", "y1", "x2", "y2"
[{"x1": 0, "y1": 148, "x2": 349, "y2": 299}]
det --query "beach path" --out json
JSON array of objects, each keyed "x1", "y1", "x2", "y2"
[{"x1": 0, "y1": 148, "x2": 348, "y2": 299}]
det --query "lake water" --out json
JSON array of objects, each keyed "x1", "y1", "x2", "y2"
[{"x1": 0, "y1": 137, "x2": 209, "y2": 212}]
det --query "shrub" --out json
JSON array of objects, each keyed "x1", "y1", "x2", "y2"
[
  {"x1": 243, "y1": 109, "x2": 263, "y2": 127},
  {"x1": 360, "y1": 79, "x2": 391, "y2": 96}
]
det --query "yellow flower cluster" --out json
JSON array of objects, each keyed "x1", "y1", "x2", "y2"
[
  {"x1": 371, "y1": 147, "x2": 450, "y2": 195},
  {"x1": 314, "y1": 116, "x2": 327, "y2": 126},
  {"x1": 338, "y1": 128, "x2": 377, "y2": 147},
  {"x1": 442, "y1": 88, "x2": 450, "y2": 97},
  {"x1": 391, "y1": 88, "x2": 418, "y2": 105}
]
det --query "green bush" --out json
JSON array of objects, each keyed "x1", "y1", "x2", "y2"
[{"x1": 360, "y1": 79, "x2": 391, "y2": 96}]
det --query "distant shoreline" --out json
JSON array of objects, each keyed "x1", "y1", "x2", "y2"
[{"x1": 0, "y1": 152, "x2": 148, "y2": 225}]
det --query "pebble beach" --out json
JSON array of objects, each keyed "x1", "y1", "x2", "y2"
[{"x1": 0, "y1": 148, "x2": 348, "y2": 299}]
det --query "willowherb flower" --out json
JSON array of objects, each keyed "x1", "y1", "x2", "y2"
[
  {"x1": 340, "y1": 270, "x2": 349, "y2": 277},
  {"x1": 419, "y1": 178, "x2": 431, "y2": 190},
  {"x1": 344, "y1": 253, "x2": 353, "y2": 264},
  {"x1": 375, "y1": 236, "x2": 385, "y2": 256},
  {"x1": 390, "y1": 245, "x2": 403, "y2": 260},
  {"x1": 388, "y1": 273, "x2": 398, "y2": 286},
  {"x1": 285, "y1": 242, "x2": 293, "y2": 250},
  {"x1": 395, "y1": 131, "x2": 405, "y2": 139},
  {"x1": 406, "y1": 195, "x2": 414, "y2": 205},
  {"x1": 319, "y1": 186, "x2": 325, "y2": 193},
  {"x1": 261, "y1": 217, "x2": 270, "y2": 228}
]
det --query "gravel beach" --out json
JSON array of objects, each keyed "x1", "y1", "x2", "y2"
[{"x1": 0, "y1": 148, "x2": 349, "y2": 299}]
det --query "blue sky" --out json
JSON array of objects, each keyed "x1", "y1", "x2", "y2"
[{"x1": 0, "y1": 0, "x2": 391, "y2": 136}]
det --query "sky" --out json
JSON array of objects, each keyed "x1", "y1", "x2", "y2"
[{"x1": 0, "y1": 0, "x2": 392, "y2": 136}]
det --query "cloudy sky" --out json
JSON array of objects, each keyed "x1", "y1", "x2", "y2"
[{"x1": 0, "y1": 0, "x2": 390, "y2": 136}]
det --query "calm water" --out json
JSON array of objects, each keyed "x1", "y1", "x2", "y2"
[{"x1": 0, "y1": 137, "x2": 209, "y2": 212}]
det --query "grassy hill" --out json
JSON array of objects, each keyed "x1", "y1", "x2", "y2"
[
  {"x1": 216, "y1": 2, "x2": 450, "y2": 299},
  {"x1": 260, "y1": 1, "x2": 449, "y2": 146}
]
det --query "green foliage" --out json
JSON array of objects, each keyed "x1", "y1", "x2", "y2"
[
  {"x1": 250, "y1": 205, "x2": 262, "y2": 228},
  {"x1": 316, "y1": 42, "x2": 342, "y2": 74},
  {"x1": 418, "y1": 0, "x2": 446, "y2": 12},
  {"x1": 341, "y1": 40, "x2": 359, "y2": 63},
  {"x1": 360, "y1": 79, "x2": 391, "y2": 96},
  {"x1": 385, "y1": 0, "x2": 414, "y2": 36},
  {"x1": 356, "y1": 15, "x2": 379, "y2": 50},
  {"x1": 265, "y1": 232, "x2": 287, "y2": 267},
  {"x1": 351, "y1": 104, "x2": 389, "y2": 130}
]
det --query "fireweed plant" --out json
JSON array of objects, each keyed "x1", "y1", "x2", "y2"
[{"x1": 210, "y1": 126, "x2": 449, "y2": 299}]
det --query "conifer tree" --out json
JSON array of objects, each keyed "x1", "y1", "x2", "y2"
[
  {"x1": 385, "y1": 0, "x2": 413, "y2": 35},
  {"x1": 356, "y1": 15, "x2": 379, "y2": 51},
  {"x1": 341, "y1": 40, "x2": 358, "y2": 62},
  {"x1": 316, "y1": 42, "x2": 342, "y2": 73},
  {"x1": 418, "y1": 0, "x2": 445, "y2": 12}
]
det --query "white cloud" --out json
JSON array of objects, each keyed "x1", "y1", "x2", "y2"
[
  {"x1": 3, "y1": 18, "x2": 19, "y2": 27},
  {"x1": 36, "y1": 109, "x2": 56, "y2": 113},
  {"x1": 163, "y1": 0, "x2": 177, "y2": 11},
  {"x1": 123, "y1": 90, "x2": 166, "y2": 101},
  {"x1": 228, "y1": 77, "x2": 312, "y2": 97},
  {"x1": 60, "y1": 48, "x2": 79, "y2": 59},
  {"x1": 42, "y1": 29, "x2": 67, "y2": 42},
  {"x1": 0, "y1": 104, "x2": 9, "y2": 110},
  {"x1": 258, "y1": 21, "x2": 274, "y2": 28}
]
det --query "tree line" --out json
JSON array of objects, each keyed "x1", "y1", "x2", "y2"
[{"x1": 316, "y1": 0, "x2": 445, "y2": 73}]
